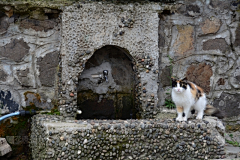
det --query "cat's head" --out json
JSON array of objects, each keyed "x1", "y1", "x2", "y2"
[{"x1": 171, "y1": 77, "x2": 188, "y2": 93}]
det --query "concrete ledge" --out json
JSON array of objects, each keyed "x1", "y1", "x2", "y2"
[
  {"x1": 30, "y1": 115, "x2": 226, "y2": 160},
  {"x1": 0, "y1": 138, "x2": 12, "y2": 156}
]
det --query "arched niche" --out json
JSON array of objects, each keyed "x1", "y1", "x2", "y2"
[{"x1": 76, "y1": 45, "x2": 137, "y2": 119}]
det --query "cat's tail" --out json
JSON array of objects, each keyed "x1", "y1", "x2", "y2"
[{"x1": 204, "y1": 104, "x2": 224, "y2": 119}]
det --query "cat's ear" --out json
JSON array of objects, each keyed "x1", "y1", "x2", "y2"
[
  {"x1": 171, "y1": 77, "x2": 176, "y2": 81},
  {"x1": 181, "y1": 77, "x2": 188, "y2": 83}
]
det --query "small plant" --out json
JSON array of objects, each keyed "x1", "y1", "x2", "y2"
[
  {"x1": 46, "y1": 109, "x2": 60, "y2": 115},
  {"x1": 163, "y1": 55, "x2": 176, "y2": 109},
  {"x1": 226, "y1": 140, "x2": 240, "y2": 147},
  {"x1": 165, "y1": 98, "x2": 176, "y2": 109}
]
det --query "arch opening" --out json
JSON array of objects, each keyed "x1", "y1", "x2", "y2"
[{"x1": 76, "y1": 45, "x2": 137, "y2": 119}]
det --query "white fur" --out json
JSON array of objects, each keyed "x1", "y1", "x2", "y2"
[{"x1": 171, "y1": 83, "x2": 207, "y2": 121}]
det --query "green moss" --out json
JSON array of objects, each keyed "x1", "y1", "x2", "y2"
[
  {"x1": 41, "y1": 106, "x2": 60, "y2": 115},
  {"x1": 226, "y1": 139, "x2": 240, "y2": 147}
]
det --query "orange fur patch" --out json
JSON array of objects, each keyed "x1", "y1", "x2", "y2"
[
  {"x1": 189, "y1": 82, "x2": 197, "y2": 98},
  {"x1": 177, "y1": 106, "x2": 183, "y2": 113},
  {"x1": 189, "y1": 82, "x2": 205, "y2": 100}
]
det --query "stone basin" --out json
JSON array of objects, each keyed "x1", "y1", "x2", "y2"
[{"x1": 31, "y1": 114, "x2": 226, "y2": 160}]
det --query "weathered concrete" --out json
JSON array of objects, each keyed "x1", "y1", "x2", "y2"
[
  {"x1": 0, "y1": 138, "x2": 12, "y2": 156},
  {"x1": 31, "y1": 114, "x2": 226, "y2": 160},
  {"x1": 60, "y1": 2, "x2": 160, "y2": 118}
]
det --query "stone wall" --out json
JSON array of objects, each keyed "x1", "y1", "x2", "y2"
[
  {"x1": 30, "y1": 114, "x2": 225, "y2": 160},
  {"x1": 0, "y1": 2, "x2": 61, "y2": 114},
  {"x1": 59, "y1": 2, "x2": 160, "y2": 118},
  {"x1": 0, "y1": 0, "x2": 239, "y2": 118},
  {"x1": 158, "y1": 0, "x2": 240, "y2": 118}
]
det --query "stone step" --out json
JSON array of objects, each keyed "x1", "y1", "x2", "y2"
[
  {"x1": 0, "y1": 138, "x2": 12, "y2": 156},
  {"x1": 225, "y1": 145, "x2": 240, "y2": 159}
]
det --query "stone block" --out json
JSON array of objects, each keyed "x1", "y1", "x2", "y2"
[
  {"x1": 158, "y1": 19, "x2": 165, "y2": 47},
  {"x1": 0, "y1": 138, "x2": 12, "y2": 156},
  {"x1": 0, "y1": 16, "x2": 9, "y2": 34},
  {"x1": 217, "y1": 57, "x2": 235, "y2": 75},
  {"x1": 37, "y1": 51, "x2": 59, "y2": 87},
  {"x1": 20, "y1": 19, "x2": 57, "y2": 32},
  {"x1": 230, "y1": 66, "x2": 240, "y2": 89},
  {"x1": 173, "y1": 25, "x2": 194, "y2": 59},
  {"x1": 213, "y1": 92, "x2": 240, "y2": 117},
  {"x1": 210, "y1": 0, "x2": 230, "y2": 10},
  {"x1": 16, "y1": 68, "x2": 32, "y2": 87},
  {"x1": 177, "y1": 4, "x2": 201, "y2": 17},
  {"x1": 201, "y1": 17, "x2": 221, "y2": 35},
  {"x1": 24, "y1": 91, "x2": 53, "y2": 110},
  {"x1": 31, "y1": 115, "x2": 225, "y2": 160},
  {"x1": 0, "y1": 38, "x2": 30, "y2": 62},
  {"x1": 186, "y1": 4, "x2": 201, "y2": 16},
  {"x1": 0, "y1": 70, "x2": 8, "y2": 82},
  {"x1": 160, "y1": 66, "x2": 171, "y2": 87},
  {"x1": 185, "y1": 63, "x2": 213, "y2": 94},
  {"x1": 234, "y1": 24, "x2": 240, "y2": 47},
  {"x1": 203, "y1": 38, "x2": 228, "y2": 53},
  {"x1": 30, "y1": 9, "x2": 48, "y2": 21}
]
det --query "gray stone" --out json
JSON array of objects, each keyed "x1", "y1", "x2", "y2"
[
  {"x1": 37, "y1": 51, "x2": 59, "y2": 87},
  {"x1": 234, "y1": 24, "x2": 240, "y2": 47},
  {"x1": 0, "y1": 138, "x2": 12, "y2": 156},
  {"x1": 20, "y1": 19, "x2": 57, "y2": 32},
  {"x1": 213, "y1": 92, "x2": 240, "y2": 117},
  {"x1": 202, "y1": 38, "x2": 228, "y2": 53},
  {"x1": 160, "y1": 66, "x2": 171, "y2": 87},
  {"x1": 0, "y1": 38, "x2": 30, "y2": 62},
  {"x1": 16, "y1": 68, "x2": 32, "y2": 87},
  {"x1": 210, "y1": 0, "x2": 230, "y2": 10},
  {"x1": 0, "y1": 16, "x2": 9, "y2": 33},
  {"x1": 0, "y1": 69, "x2": 8, "y2": 81}
]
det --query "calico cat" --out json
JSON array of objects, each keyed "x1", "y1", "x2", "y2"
[{"x1": 171, "y1": 78, "x2": 223, "y2": 121}]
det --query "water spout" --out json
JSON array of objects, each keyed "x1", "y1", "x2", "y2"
[{"x1": 103, "y1": 70, "x2": 108, "y2": 82}]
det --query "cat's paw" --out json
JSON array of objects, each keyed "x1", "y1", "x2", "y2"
[
  {"x1": 182, "y1": 117, "x2": 187, "y2": 121},
  {"x1": 176, "y1": 117, "x2": 183, "y2": 121},
  {"x1": 196, "y1": 116, "x2": 203, "y2": 120}
]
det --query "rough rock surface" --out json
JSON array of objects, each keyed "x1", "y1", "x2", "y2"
[
  {"x1": 203, "y1": 38, "x2": 228, "y2": 53},
  {"x1": 173, "y1": 25, "x2": 194, "y2": 57},
  {"x1": 31, "y1": 114, "x2": 226, "y2": 160},
  {"x1": 0, "y1": 70, "x2": 8, "y2": 82},
  {"x1": 234, "y1": 24, "x2": 240, "y2": 47},
  {"x1": 20, "y1": 19, "x2": 57, "y2": 32},
  {"x1": 185, "y1": 63, "x2": 213, "y2": 94},
  {"x1": 60, "y1": 2, "x2": 159, "y2": 118},
  {"x1": 37, "y1": 51, "x2": 59, "y2": 87},
  {"x1": 0, "y1": 15, "x2": 9, "y2": 33},
  {"x1": 0, "y1": 38, "x2": 30, "y2": 62},
  {"x1": 213, "y1": 92, "x2": 240, "y2": 117},
  {"x1": 16, "y1": 68, "x2": 32, "y2": 87},
  {"x1": 160, "y1": 66, "x2": 171, "y2": 87},
  {"x1": 201, "y1": 17, "x2": 221, "y2": 35}
]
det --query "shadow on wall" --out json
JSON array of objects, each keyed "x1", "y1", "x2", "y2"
[{"x1": 77, "y1": 45, "x2": 137, "y2": 120}]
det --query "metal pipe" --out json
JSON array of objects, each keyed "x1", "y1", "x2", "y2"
[
  {"x1": 0, "y1": 111, "x2": 20, "y2": 122},
  {"x1": 0, "y1": 110, "x2": 36, "y2": 122}
]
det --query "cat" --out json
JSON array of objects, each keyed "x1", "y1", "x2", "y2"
[{"x1": 171, "y1": 77, "x2": 224, "y2": 121}]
